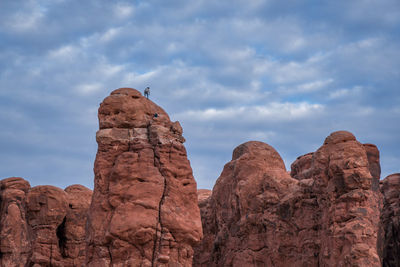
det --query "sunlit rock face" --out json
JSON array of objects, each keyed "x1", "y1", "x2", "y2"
[
  {"x1": 194, "y1": 131, "x2": 383, "y2": 267},
  {"x1": 86, "y1": 88, "x2": 202, "y2": 266}
]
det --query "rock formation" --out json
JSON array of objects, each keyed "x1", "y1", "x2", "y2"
[
  {"x1": 2, "y1": 86, "x2": 400, "y2": 267},
  {"x1": 86, "y1": 88, "x2": 202, "y2": 266},
  {"x1": 0, "y1": 177, "x2": 92, "y2": 267},
  {"x1": 381, "y1": 173, "x2": 400, "y2": 267},
  {"x1": 193, "y1": 131, "x2": 383, "y2": 266},
  {"x1": 0, "y1": 177, "x2": 31, "y2": 267},
  {"x1": 63, "y1": 185, "x2": 93, "y2": 266}
]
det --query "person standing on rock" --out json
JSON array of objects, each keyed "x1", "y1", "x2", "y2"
[{"x1": 144, "y1": 87, "x2": 150, "y2": 99}]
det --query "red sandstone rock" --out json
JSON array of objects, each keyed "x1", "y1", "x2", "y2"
[
  {"x1": 63, "y1": 185, "x2": 93, "y2": 266},
  {"x1": 311, "y1": 131, "x2": 382, "y2": 266},
  {"x1": 290, "y1": 152, "x2": 313, "y2": 180},
  {"x1": 194, "y1": 141, "x2": 301, "y2": 266},
  {"x1": 197, "y1": 189, "x2": 211, "y2": 207},
  {"x1": 381, "y1": 173, "x2": 400, "y2": 266},
  {"x1": 86, "y1": 88, "x2": 202, "y2": 266},
  {"x1": 364, "y1": 143, "x2": 381, "y2": 191},
  {"x1": 0, "y1": 177, "x2": 31, "y2": 267},
  {"x1": 1, "y1": 100, "x2": 398, "y2": 267},
  {"x1": 26, "y1": 185, "x2": 69, "y2": 266},
  {"x1": 194, "y1": 131, "x2": 383, "y2": 267},
  {"x1": 0, "y1": 178, "x2": 92, "y2": 267}
]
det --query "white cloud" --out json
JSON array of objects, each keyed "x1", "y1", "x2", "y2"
[
  {"x1": 273, "y1": 61, "x2": 320, "y2": 84},
  {"x1": 48, "y1": 45, "x2": 80, "y2": 60},
  {"x1": 279, "y1": 79, "x2": 334, "y2": 94},
  {"x1": 329, "y1": 86, "x2": 363, "y2": 99},
  {"x1": 6, "y1": 4, "x2": 45, "y2": 32},
  {"x1": 247, "y1": 130, "x2": 276, "y2": 140},
  {"x1": 177, "y1": 102, "x2": 324, "y2": 122},
  {"x1": 99, "y1": 27, "x2": 122, "y2": 43},
  {"x1": 75, "y1": 83, "x2": 103, "y2": 95},
  {"x1": 0, "y1": 0, "x2": 399, "y2": 190},
  {"x1": 113, "y1": 3, "x2": 135, "y2": 19}
]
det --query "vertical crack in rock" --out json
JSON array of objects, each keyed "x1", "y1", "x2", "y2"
[
  {"x1": 152, "y1": 168, "x2": 167, "y2": 267},
  {"x1": 87, "y1": 88, "x2": 202, "y2": 266},
  {"x1": 149, "y1": 126, "x2": 171, "y2": 266}
]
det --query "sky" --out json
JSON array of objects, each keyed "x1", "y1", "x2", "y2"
[{"x1": 0, "y1": 0, "x2": 399, "y2": 190}]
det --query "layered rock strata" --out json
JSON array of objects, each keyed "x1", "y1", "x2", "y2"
[
  {"x1": 0, "y1": 177, "x2": 92, "y2": 267},
  {"x1": 86, "y1": 88, "x2": 202, "y2": 266},
  {"x1": 193, "y1": 131, "x2": 383, "y2": 267}
]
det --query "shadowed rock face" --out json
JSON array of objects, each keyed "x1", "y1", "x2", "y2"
[
  {"x1": 194, "y1": 131, "x2": 383, "y2": 267},
  {"x1": 364, "y1": 143, "x2": 381, "y2": 191},
  {"x1": 0, "y1": 178, "x2": 92, "y2": 267},
  {"x1": 381, "y1": 173, "x2": 400, "y2": 267},
  {"x1": 86, "y1": 88, "x2": 202, "y2": 266}
]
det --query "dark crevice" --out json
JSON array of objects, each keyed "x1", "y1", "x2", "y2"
[
  {"x1": 150, "y1": 127, "x2": 173, "y2": 266},
  {"x1": 108, "y1": 245, "x2": 113, "y2": 265},
  {"x1": 56, "y1": 217, "x2": 67, "y2": 258}
]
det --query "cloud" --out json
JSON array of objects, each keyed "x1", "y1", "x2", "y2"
[
  {"x1": 329, "y1": 86, "x2": 363, "y2": 99},
  {"x1": 177, "y1": 102, "x2": 324, "y2": 122},
  {"x1": 0, "y1": 0, "x2": 399, "y2": 189}
]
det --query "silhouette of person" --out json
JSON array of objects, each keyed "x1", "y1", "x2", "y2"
[{"x1": 144, "y1": 87, "x2": 150, "y2": 99}]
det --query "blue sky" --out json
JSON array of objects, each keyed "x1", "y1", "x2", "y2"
[{"x1": 0, "y1": 0, "x2": 399, "y2": 189}]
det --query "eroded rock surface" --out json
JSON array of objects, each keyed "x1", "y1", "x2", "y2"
[
  {"x1": 0, "y1": 177, "x2": 31, "y2": 267},
  {"x1": 381, "y1": 173, "x2": 400, "y2": 267},
  {"x1": 0, "y1": 178, "x2": 92, "y2": 267},
  {"x1": 63, "y1": 185, "x2": 93, "y2": 266},
  {"x1": 86, "y1": 88, "x2": 202, "y2": 266},
  {"x1": 194, "y1": 131, "x2": 383, "y2": 267}
]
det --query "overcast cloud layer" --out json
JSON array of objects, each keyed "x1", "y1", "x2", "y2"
[{"x1": 1, "y1": 0, "x2": 399, "y2": 189}]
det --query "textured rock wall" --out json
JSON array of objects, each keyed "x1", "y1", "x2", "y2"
[
  {"x1": 381, "y1": 173, "x2": 400, "y2": 267},
  {"x1": 311, "y1": 131, "x2": 381, "y2": 266},
  {"x1": 0, "y1": 177, "x2": 31, "y2": 267},
  {"x1": 0, "y1": 177, "x2": 92, "y2": 267},
  {"x1": 86, "y1": 88, "x2": 202, "y2": 266},
  {"x1": 194, "y1": 131, "x2": 383, "y2": 267}
]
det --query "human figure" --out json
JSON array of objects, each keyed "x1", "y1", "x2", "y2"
[{"x1": 144, "y1": 87, "x2": 150, "y2": 99}]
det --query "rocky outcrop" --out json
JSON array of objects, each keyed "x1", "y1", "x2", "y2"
[
  {"x1": 290, "y1": 152, "x2": 313, "y2": 180},
  {"x1": 27, "y1": 185, "x2": 69, "y2": 266},
  {"x1": 194, "y1": 131, "x2": 383, "y2": 266},
  {"x1": 86, "y1": 88, "x2": 202, "y2": 266},
  {"x1": 0, "y1": 178, "x2": 92, "y2": 267},
  {"x1": 197, "y1": 189, "x2": 212, "y2": 207},
  {"x1": 0, "y1": 177, "x2": 31, "y2": 267},
  {"x1": 63, "y1": 185, "x2": 93, "y2": 266},
  {"x1": 381, "y1": 173, "x2": 400, "y2": 267},
  {"x1": 311, "y1": 131, "x2": 381, "y2": 266},
  {"x1": 364, "y1": 143, "x2": 381, "y2": 191},
  {"x1": 2, "y1": 85, "x2": 400, "y2": 267},
  {"x1": 193, "y1": 141, "x2": 302, "y2": 266}
]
